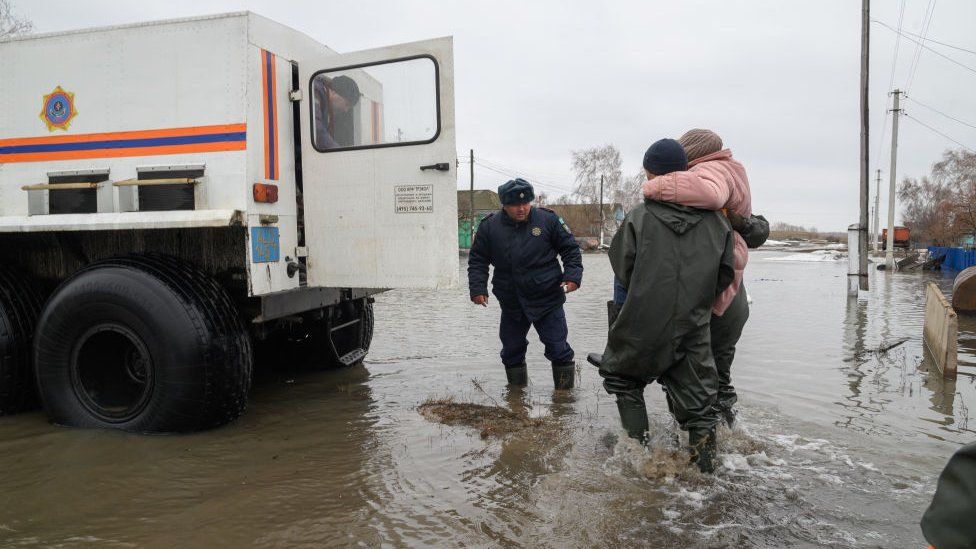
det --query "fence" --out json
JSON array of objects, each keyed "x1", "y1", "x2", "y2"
[{"x1": 928, "y1": 246, "x2": 976, "y2": 271}]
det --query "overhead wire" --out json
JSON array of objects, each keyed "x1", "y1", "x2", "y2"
[
  {"x1": 903, "y1": 113, "x2": 975, "y2": 153},
  {"x1": 894, "y1": 27, "x2": 976, "y2": 55},
  {"x1": 472, "y1": 157, "x2": 577, "y2": 194},
  {"x1": 905, "y1": 0, "x2": 938, "y2": 94},
  {"x1": 874, "y1": 0, "x2": 909, "y2": 175},
  {"x1": 473, "y1": 161, "x2": 576, "y2": 195},
  {"x1": 873, "y1": 18, "x2": 976, "y2": 77},
  {"x1": 904, "y1": 96, "x2": 976, "y2": 130}
]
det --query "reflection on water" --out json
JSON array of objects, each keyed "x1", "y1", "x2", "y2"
[{"x1": 0, "y1": 251, "x2": 970, "y2": 547}]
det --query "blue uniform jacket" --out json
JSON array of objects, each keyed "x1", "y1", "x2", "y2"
[{"x1": 468, "y1": 207, "x2": 583, "y2": 322}]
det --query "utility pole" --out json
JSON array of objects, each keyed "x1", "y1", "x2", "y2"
[
  {"x1": 857, "y1": 0, "x2": 870, "y2": 291},
  {"x1": 886, "y1": 90, "x2": 902, "y2": 270},
  {"x1": 599, "y1": 174, "x2": 605, "y2": 248},
  {"x1": 873, "y1": 169, "x2": 881, "y2": 252},
  {"x1": 469, "y1": 149, "x2": 475, "y2": 247}
]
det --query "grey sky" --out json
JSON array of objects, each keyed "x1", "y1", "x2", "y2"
[{"x1": 14, "y1": 0, "x2": 976, "y2": 231}]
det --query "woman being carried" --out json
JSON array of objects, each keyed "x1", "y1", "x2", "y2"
[{"x1": 642, "y1": 128, "x2": 765, "y2": 427}]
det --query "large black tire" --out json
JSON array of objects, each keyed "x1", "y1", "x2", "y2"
[
  {"x1": 34, "y1": 254, "x2": 252, "y2": 433},
  {"x1": 0, "y1": 267, "x2": 42, "y2": 415}
]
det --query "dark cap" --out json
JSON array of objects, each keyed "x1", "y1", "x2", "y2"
[
  {"x1": 498, "y1": 178, "x2": 535, "y2": 205},
  {"x1": 643, "y1": 138, "x2": 688, "y2": 176},
  {"x1": 331, "y1": 75, "x2": 361, "y2": 106}
]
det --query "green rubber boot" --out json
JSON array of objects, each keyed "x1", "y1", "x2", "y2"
[
  {"x1": 616, "y1": 399, "x2": 650, "y2": 445},
  {"x1": 689, "y1": 427, "x2": 717, "y2": 474},
  {"x1": 552, "y1": 361, "x2": 576, "y2": 390},
  {"x1": 505, "y1": 363, "x2": 528, "y2": 387}
]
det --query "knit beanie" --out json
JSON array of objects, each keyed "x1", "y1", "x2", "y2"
[
  {"x1": 643, "y1": 138, "x2": 688, "y2": 176},
  {"x1": 678, "y1": 128, "x2": 723, "y2": 161}
]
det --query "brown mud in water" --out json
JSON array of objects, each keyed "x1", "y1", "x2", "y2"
[{"x1": 419, "y1": 397, "x2": 557, "y2": 439}]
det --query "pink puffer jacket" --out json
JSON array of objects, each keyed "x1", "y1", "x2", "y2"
[{"x1": 642, "y1": 149, "x2": 752, "y2": 316}]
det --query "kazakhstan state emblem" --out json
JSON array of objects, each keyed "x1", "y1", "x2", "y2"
[
  {"x1": 531, "y1": 227, "x2": 542, "y2": 236},
  {"x1": 39, "y1": 86, "x2": 77, "y2": 131}
]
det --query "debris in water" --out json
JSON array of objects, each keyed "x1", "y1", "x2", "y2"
[{"x1": 418, "y1": 397, "x2": 557, "y2": 439}]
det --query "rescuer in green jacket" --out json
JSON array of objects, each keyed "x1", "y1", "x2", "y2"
[
  {"x1": 589, "y1": 138, "x2": 735, "y2": 473},
  {"x1": 921, "y1": 442, "x2": 976, "y2": 549}
]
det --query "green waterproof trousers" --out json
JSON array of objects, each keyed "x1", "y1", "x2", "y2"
[
  {"x1": 602, "y1": 324, "x2": 721, "y2": 433},
  {"x1": 710, "y1": 283, "x2": 750, "y2": 414}
]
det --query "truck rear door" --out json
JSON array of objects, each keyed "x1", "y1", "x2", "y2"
[{"x1": 299, "y1": 37, "x2": 458, "y2": 289}]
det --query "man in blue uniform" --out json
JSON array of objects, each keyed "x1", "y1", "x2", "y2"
[{"x1": 468, "y1": 178, "x2": 584, "y2": 389}]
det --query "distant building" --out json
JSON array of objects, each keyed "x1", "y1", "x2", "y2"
[
  {"x1": 545, "y1": 203, "x2": 625, "y2": 249},
  {"x1": 457, "y1": 190, "x2": 501, "y2": 249}
]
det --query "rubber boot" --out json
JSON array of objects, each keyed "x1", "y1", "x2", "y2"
[
  {"x1": 616, "y1": 399, "x2": 650, "y2": 445},
  {"x1": 551, "y1": 361, "x2": 575, "y2": 390},
  {"x1": 720, "y1": 406, "x2": 737, "y2": 430},
  {"x1": 607, "y1": 300, "x2": 623, "y2": 328},
  {"x1": 505, "y1": 363, "x2": 528, "y2": 387},
  {"x1": 586, "y1": 353, "x2": 603, "y2": 368},
  {"x1": 689, "y1": 427, "x2": 717, "y2": 474}
]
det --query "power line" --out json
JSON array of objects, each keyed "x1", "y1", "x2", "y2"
[
  {"x1": 872, "y1": 20, "x2": 976, "y2": 55},
  {"x1": 874, "y1": 0, "x2": 908, "y2": 174},
  {"x1": 475, "y1": 156, "x2": 572, "y2": 182},
  {"x1": 473, "y1": 161, "x2": 576, "y2": 195},
  {"x1": 905, "y1": 0, "x2": 937, "y2": 93},
  {"x1": 873, "y1": 18, "x2": 976, "y2": 77},
  {"x1": 473, "y1": 158, "x2": 576, "y2": 193},
  {"x1": 903, "y1": 113, "x2": 975, "y2": 152},
  {"x1": 904, "y1": 96, "x2": 976, "y2": 130}
]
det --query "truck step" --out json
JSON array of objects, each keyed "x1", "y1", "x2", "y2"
[{"x1": 337, "y1": 348, "x2": 366, "y2": 367}]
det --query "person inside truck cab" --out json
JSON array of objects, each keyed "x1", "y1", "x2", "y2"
[{"x1": 312, "y1": 75, "x2": 361, "y2": 149}]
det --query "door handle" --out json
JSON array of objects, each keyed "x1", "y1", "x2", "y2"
[{"x1": 420, "y1": 163, "x2": 450, "y2": 172}]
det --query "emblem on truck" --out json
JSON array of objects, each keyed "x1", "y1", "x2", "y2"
[{"x1": 39, "y1": 86, "x2": 77, "y2": 131}]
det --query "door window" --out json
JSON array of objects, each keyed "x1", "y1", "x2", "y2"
[{"x1": 310, "y1": 56, "x2": 439, "y2": 152}]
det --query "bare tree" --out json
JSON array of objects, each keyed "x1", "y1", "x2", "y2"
[
  {"x1": 0, "y1": 0, "x2": 32, "y2": 39},
  {"x1": 898, "y1": 175, "x2": 956, "y2": 246},
  {"x1": 934, "y1": 149, "x2": 976, "y2": 235},
  {"x1": 570, "y1": 145, "x2": 623, "y2": 206},
  {"x1": 899, "y1": 148, "x2": 976, "y2": 245}
]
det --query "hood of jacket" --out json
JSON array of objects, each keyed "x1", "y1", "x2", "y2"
[{"x1": 646, "y1": 200, "x2": 705, "y2": 235}]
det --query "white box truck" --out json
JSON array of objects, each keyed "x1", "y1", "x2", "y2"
[{"x1": 0, "y1": 12, "x2": 458, "y2": 432}]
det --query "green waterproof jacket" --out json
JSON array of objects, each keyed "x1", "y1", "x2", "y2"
[
  {"x1": 600, "y1": 200, "x2": 735, "y2": 382},
  {"x1": 921, "y1": 442, "x2": 976, "y2": 549}
]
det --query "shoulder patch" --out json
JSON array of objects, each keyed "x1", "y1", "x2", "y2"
[{"x1": 558, "y1": 217, "x2": 572, "y2": 235}]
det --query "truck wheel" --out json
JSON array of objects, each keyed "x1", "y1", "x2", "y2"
[
  {"x1": 33, "y1": 254, "x2": 252, "y2": 432},
  {"x1": 0, "y1": 267, "x2": 42, "y2": 415}
]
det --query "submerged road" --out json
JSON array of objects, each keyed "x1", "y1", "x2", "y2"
[{"x1": 0, "y1": 251, "x2": 971, "y2": 547}]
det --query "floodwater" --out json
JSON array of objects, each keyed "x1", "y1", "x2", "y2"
[{"x1": 0, "y1": 251, "x2": 973, "y2": 547}]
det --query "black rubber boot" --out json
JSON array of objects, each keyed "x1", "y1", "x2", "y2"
[
  {"x1": 551, "y1": 361, "x2": 575, "y2": 390},
  {"x1": 586, "y1": 353, "x2": 603, "y2": 367},
  {"x1": 505, "y1": 363, "x2": 528, "y2": 387},
  {"x1": 607, "y1": 300, "x2": 623, "y2": 327},
  {"x1": 689, "y1": 427, "x2": 717, "y2": 474},
  {"x1": 616, "y1": 399, "x2": 650, "y2": 445}
]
